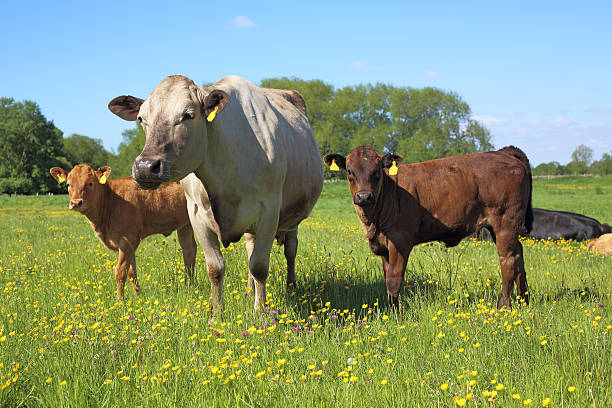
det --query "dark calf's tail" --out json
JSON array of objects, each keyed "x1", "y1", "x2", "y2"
[{"x1": 500, "y1": 146, "x2": 533, "y2": 233}]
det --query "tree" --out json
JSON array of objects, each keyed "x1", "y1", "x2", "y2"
[
  {"x1": 108, "y1": 125, "x2": 146, "y2": 178},
  {"x1": 259, "y1": 77, "x2": 335, "y2": 152},
  {"x1": 63, "y1": 133, "x2": 112, "y2": 169},
  {"x1": 571, "y1": 144, "x2": 594, "y2": 166},
  {"x1": 590, "y1": 151, "x2": 612, "y2": 175},
  {"x1": 0, "y1": 98, "x2": 65, "y2": 194}
]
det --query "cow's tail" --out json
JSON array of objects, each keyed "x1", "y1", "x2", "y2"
[{"x1": 500, "y1": 146, "x2": 533, "y2": 234}]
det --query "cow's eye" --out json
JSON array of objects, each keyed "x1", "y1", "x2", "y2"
[
  {"x1": 137, "y1": 116, "x2": 143, "y2": 123},
  {"x1": 347, "y1": 169, "x2": 353, "y2": 176},
  {"x1": 66, "y1": 182, "x2": 70, "y2": 188},
  {"x1": 182, "y1": 112, "x2": 194, "y2": 121},
  {"x1": 88, "y1": 182, "x2": 93, "y2": 187}
]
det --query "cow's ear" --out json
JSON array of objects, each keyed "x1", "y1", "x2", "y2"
[
  {"x1": 96, "y1": 166, "x2": 111, "y2": 184},
  {"x1": 108, "y1": 95, "x2": 144, "y2": 121},
  {"x1": 323, "y1": 153, "x2": 346, "y2": 170},
  {"x1": 381, "y1": 153, "x2": 403, "y2": 169},
  {"x1": 203, "y1": 90, "x2": 230, "y2": 122},
  {"x1": 50, "y1": 167, "x2": 68, "y2": 184}
]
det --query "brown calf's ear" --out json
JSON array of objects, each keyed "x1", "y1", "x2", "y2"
[
  {"x1": 108, "y1": 95, "x2": 145, "y2": 121},
  {"x1": 96, "y1": 166, "x2": 111, "y2": 184},
  {"x1": 203, "y1": 90, "x2": 230, "y2": 122},
  {"x1": 323, "y1": 153, "x2": 346, "y2": 170},
  {"x1": 50, "y1": 167, "x2": 68, "y2": 183},
  {"x1": 381, "y1": 153, "x2": 403, "y2": 169}
]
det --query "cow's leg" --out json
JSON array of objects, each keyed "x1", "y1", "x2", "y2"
[
  {"x1": 385, "y1": 241, "x2": 409, "y2": 308},
  {"x1": 283, "y1": 229, "x2": 298, "y2": 290},
  {"x1": 195, "y1": 225, "x2": 225, "y2": 317},
  {"x1": 245, "y1": 233, "x2": 256, "y2": 294},
  {"x1": 177, "y1": 224, "x2": 197, "y2": 285},
  {"x1": 493, "y1": 229, "x2": 529, "y2": 308},
  {"x1": 249, "y1": 206, "x2": 280, "y2": 313}
]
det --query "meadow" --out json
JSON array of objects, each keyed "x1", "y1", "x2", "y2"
[{"x1": 0, "y1": 176, "x2": 610, "y2": 407}]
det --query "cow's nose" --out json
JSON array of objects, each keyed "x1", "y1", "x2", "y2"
[
  {"x1": 354, "y1": 191, "x2": 374, "y2": 207},
  {"x1": 133, "y1": 157, "x2": 164, "y2": 179},
  {"x1": 70, "y1": 199, "x2": 83, "y2": 209}
]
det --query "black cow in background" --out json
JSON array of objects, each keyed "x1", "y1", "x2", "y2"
[
  {"x1": 527, "y1": 208, "x2": 611, "y2": 241},
  {"x1": 475, "y1": 208, "x2": 611, "y2": 242}
]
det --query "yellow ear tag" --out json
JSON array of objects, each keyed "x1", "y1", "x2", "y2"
[
  {"x1": 389, "y1": 161, "x2": 398, "y2": 176},
  {"x1": 57, "y1": 175, "x2": 65, "y2": 184},
  {"x1": 330, "y1": 159, "x2": 340, "y2": 171},
  {"x1": 207, "y1": 106, "x2": 219, "y2": 122},
  {"x1": 99, "y1": 172, "x2": 107, "y2": 184}
]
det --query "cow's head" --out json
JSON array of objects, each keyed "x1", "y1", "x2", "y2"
[
  {"x1": 108, "y1": 75, "x2": 230, "y2": 189},
  {"x1": 324, "y1": 146, "x2": 402, "y2": 208},
  {"x1": 50, "y1": 165, "x2": 110, "y2": 212}
]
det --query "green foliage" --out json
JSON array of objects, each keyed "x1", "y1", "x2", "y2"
[
  {"x1": 571, "y1": 144, "x2": 594, "y2": 166},
  {"x1": 260, "y1": 78, "x2": 494, "y2": 167},
  {"x1": 62, "y1": 133, "x2": 112, "y2": 169},
  {"x1": 108, "y1": 124, "x2": 146, "y2": 178},
  {"x1": 591, "y1": 151, "x2": 612, "y2": 175},
  {"x1": 0, "y1": 97, "x2": 65, "y2": 194}
]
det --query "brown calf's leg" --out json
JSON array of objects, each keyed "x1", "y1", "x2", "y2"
[
  {"x1": 385, "y1": 241, "x2": 409, "y2": 308},
  {"x1": 115, "y1": 248, "x2": 129, "y2": 299},
  {"x1": 127, "y1": 253, "x2": 139, "y2": 295},
  {"x1": 177, "y1": 224, "x2": 197, "y2": 285}
]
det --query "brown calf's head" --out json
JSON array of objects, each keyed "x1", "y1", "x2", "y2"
[
  {"x1": 108, "y1": 75, "x2": 230, "y2": 190},
  {"x1": 50, "y1": 165, "x2": 111, "y2": 212},
  {"x1": 324, "y1": 146, "x2": 402, "y2": 208}
]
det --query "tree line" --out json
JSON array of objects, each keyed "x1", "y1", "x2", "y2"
[{"x1": 1, "y1": 78, "x2": 610, "y2": 194}]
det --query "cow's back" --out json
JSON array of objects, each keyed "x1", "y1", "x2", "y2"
[{"x1": 211, "y1": 76, "x2": 323, "y2": 232}]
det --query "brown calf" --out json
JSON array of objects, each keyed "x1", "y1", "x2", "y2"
[
  {"x1": 50, "y1": 165, "x2": 197, "y2": 298},
  {"x1": 324, "y1": 146, "x2": 533, "y2": 308}
]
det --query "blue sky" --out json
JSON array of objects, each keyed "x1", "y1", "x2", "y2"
[{"x1": 2, "y1": 0, "x2": 611, "y2": 165}]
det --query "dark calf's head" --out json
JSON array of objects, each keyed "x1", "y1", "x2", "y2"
[{"x1": 324, "y1": 146, "x2": 402, "y2": 208}]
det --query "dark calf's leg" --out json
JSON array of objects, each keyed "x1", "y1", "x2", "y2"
[
  {"x1": 385, "y1": 242, "x2": 409, "y2": 308},
  {"x1": 494, "y1": 230, "x2": 528, "y2": 308}
]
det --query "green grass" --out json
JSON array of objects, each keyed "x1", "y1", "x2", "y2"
[{"x1": 0, "y1": 176, "x2": 610, "y2": 407}]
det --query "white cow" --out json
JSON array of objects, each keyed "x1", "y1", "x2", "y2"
[{"x1": 108, "y1": 75, "x2": 323, "y2": 314}]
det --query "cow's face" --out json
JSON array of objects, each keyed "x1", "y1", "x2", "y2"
[
  {"x1": 108, "y1": 75, "x2": 229, "y2": 190},
  {"x1": 324, "y1": 146, "x2": 402, "y2": 208},
  {"x1": 50, "y1": 165, "x2": 110, "y2": 212}
]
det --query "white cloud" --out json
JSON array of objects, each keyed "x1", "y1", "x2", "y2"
[
  {"x1": 550, "y1": 115, "x2": 577, "y2": 127},
  {"x1": 472, "y1": 115, "x2": 509, "y2": 127},
  {"x1": 423, "y1": 70, "x2": 439, "y2": 81},
  {"x1": 234, "y1": 16, "x2": 255, "y2": 28},
  {"x1": 351, "y1": 60, "x2": 367, "y2": 70}
]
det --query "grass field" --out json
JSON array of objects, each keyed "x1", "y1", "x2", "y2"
[{"x1": 0, "y1": 176, "x2": 610, "y2": 407}]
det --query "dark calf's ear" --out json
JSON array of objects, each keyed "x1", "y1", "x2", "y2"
[
  {"x1": 96, "y1": 166, "x2": 111, "y2": 184},
  {"x1": 203, "y1": 90, "x2": 230, "y2": 122},
  {"x1": 381, "y1": 153, "x2": 403, "y2": 169},
  {"x1": 108, "y1": 95, "x2": 144, "y2": 121},
  {"x1": 323, "y1": 153, "x2": 346, "y2": 170},
  {"x1": 50, "y1": 167, "x2": 68, "y2": 183}
]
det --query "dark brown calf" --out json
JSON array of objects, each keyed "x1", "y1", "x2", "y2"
[
  {"x1": 50, "y1": 165, "x2": 197, "y2": 298},
  {"x1": 324, "y1": 146, "x2": 533, "y2": 308}
]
